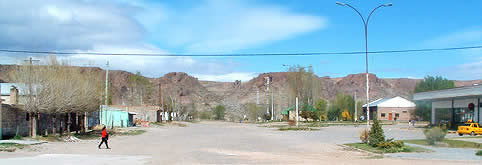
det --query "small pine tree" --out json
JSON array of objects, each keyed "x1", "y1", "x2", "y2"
[{"x1": 368, "y1": 119, "x2": 385, "y2": 147}]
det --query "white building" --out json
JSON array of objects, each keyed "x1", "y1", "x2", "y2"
[
  {"x1": 363, "y1": 96, "x2": 416, "y2": 121},
  {"x1": 413, "y1": 85, "x2": 482, "y2": 128}
]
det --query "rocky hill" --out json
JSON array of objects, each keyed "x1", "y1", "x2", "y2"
[{"x1": 1, "y1": 64, "x2": 481, "y2": 119}]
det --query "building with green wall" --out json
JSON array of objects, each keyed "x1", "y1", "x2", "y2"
[{"x1": 100, "y1": 105, "x2": 131, "y2": 127}]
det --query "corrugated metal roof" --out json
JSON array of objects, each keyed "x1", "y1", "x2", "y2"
[{"x1": 413, "y1": 85, "x2": 482, "y2": 101}]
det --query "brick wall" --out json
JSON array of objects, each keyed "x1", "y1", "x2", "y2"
[
  {"x1": 110, "y1": 105, "x2": 159, "y2": 122},
  {"x1": 377, "y1": 107, "x2": 415, "y2": 121},
  {"x1": 1, "y1": 104, "x2": 29, "y2": 138}
]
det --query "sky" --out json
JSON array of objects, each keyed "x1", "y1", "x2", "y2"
[{"x1": 0, "y1": 0, "x2": 481, "y2": 82}]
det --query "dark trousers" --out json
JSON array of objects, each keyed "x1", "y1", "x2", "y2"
[{"x1": 98, "y1": 137, "x2": 109, "y2": 148}]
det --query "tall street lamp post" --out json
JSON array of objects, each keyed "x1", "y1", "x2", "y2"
[{"x1": 336, "y1": 2, "x2": 392, "y2": 129}]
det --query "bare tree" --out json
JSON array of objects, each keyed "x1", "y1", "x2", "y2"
[{"x1": 10, "y1": 56, "x2": 103, "y2": 136}]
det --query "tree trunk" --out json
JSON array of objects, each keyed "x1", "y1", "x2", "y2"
[
  {"x1": 32, "y1": 113, "x2": 37, "y2": 138},
  {"x1": 75, "y1": 113, "x2": 79, "y2": 134},
  {"x1": 52, "y1": 114, "x2": 56, "y2": 135},
  {"x1": 15, "y1": 110, "x2": 19, "y2": 136},
  {"x1": 67, "y1": 113, "x2": 71, "y2": 135},
  {"x1": 84, "y1": 112, "x2": 88, "y2": 133},
  {"x1": 28, "y1": 112, "x2": 32, "y2": 137}
]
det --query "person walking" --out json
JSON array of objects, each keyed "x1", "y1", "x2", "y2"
[{"x1": 98, "y1": 126, "x2": 110, "y2": 149}]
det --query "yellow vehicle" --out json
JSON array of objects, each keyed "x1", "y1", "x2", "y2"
[{"x1": 457, "y1": 121, "x2": 482, "y2": 136}]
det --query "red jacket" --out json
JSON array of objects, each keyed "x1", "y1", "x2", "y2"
[{"x1": 102, "y1": 129, "x2": 107, "y2": 138}]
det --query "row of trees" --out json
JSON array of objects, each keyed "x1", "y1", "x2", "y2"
[
  {"x1": 126, "y1": 72, "x2": 153, "y2": 105},
  {"x1": 298, "y1": 94, "x2": 362, "y2": 121},
  {"x1": 286, "y1": 64, "x2": 457, "y2": 122},
  {"x1": 286, "y1": 65, "x2": 363, "y2": 121},
  {"x1": 414, "y1": 76, "x2": 455, "y2": 121},
  {"x1": 10, "y1": 56, "x2": 104, "y2": 136}
]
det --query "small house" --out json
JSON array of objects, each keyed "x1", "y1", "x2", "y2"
[
  {"x1": 100, "y1": 105, "x2": 134, "y2": 127},
  {"x1": 363, "y1": 96, "x2": 416, "y2": 121}
]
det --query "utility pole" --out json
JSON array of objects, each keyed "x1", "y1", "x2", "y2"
[
  {"x1": 296, "y1": 97, "x2": 299, "y2": 127},
  {"x1": 271, "y1": 89, "x2": 274, "y2": 120},
  {"x1": 265, "y1": 77, "x2": 270, "y2": 118},
  {"x1": 24, "y1": 57, "x2": 39, "y2": 137},
  {"x1": 256, "y1": 89, "x2": 259, "y2": 105},
  {"x1": 278, "y1": 90, "x2": 281, "y2": 121},
  {"x1": 105, "y1": 61, "x2": 109, "y2": 106},
  {"x1": 159, "y1": 82, "x2": 164, "y2": 122},
  {"x1": 104, "y1": 61, "x2": 111, "y2": 128},
  {"x1": 354, "y1": 91, "x2": 357, "y2": 122}
]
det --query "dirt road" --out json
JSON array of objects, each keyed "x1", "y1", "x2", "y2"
[{"x1": 0, "y1": 121, "x2": 473, "y2": 164}]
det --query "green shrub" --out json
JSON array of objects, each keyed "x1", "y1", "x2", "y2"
[
  {"x1": 377, "y1": 141, "x2": 404, "y2": 149},
  {"x1": 212, "y1": 105, "x2": 226, "y2": 120},
  {"x1": 424, "y1": 127, "x2": 446, "y2": 145},
  {"x1": 382, "y1": 146, "x2": 410, "y2": 153},
  {"x1": 12, "y1": 134, "x2": 23, "y2": 140},
  {"x1": 376, "y1": 141, "x2": 406, "y2": 153},
  {"x1": 476, "y1": 150, "x2": 482, "y2": 156},
  {"x1": 200, "y1": 111, "x2": 212, "y2": 120},
  {"x1": 368, "y1": 119, "x2": 385, "y2": 147}
]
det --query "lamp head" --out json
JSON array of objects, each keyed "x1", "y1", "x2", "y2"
[
  {"x1": 383, "y1": 3, "x2": 393, "y2": 7},
  {"x1": 336, "y1": 2, "x2": 346, "y2": 6}
]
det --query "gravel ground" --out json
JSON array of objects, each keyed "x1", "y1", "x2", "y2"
[{"x1": 0, "y1": 121, "x2": 477, "y2": 164}]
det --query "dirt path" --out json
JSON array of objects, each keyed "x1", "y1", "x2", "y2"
[{"x1": 0, "y1": 121, "x2": 473, "y2": 164}]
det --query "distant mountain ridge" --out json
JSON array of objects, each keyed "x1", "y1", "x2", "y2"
[{"x1": 1, "y1": 64, "x2": 481, "y2": 117}]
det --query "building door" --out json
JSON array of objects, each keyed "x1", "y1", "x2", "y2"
[{"x1": 388, "y1": 113, "x2": 393, "y2": 121}]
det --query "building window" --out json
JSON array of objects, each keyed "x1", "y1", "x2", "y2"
[
  {"x1": 381, "y1": 113, "x2": 386, "y2": 117},
  {"x1": 402, "y1": 111, "x2": 407, "y2": 113},
  {"x1": 395, "y1": 113, "x2": 400, "y2": 118}
]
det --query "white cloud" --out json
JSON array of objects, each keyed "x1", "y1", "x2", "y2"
[
  {"x1": 145, "y1": 0, "x2": 326, "y2": 53},
  {"x1": 426, "y1": 28, "x2": 482, "y2": 80},
  {"x1": 0, "y1": 0, "x2": 323, "y2": 81},
  {"x1": 193, "y1": 72, "x2": 258, "y2": 82},
  {"x1": 0, "y1": 0, "x2": 144, "y2": 51},
  {"x1": 441, "y1": 59, "x2": 482, "y2": 80},
  {"x1": 425, "y1": 28, "x2": 482, "y2": 47}
]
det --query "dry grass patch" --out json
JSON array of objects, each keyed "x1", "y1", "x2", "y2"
[
  {"x1": 278, "y1": 127, "x2": 320, "y2": 131},
  {"x1": 403, "y1": 139, "x2": 482, "y2": 149},
  {"x1": 0, "y1": 143, "x2": 26, "y2": 152}
]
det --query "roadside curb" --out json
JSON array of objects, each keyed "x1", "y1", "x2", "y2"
[{"x1": 0, "y1": 140, "x2": 47, "y2": 145}]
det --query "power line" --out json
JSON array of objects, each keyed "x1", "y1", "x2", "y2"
[{"x1": 0, "y1": 45, "x2": 480, "y2": 57}]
